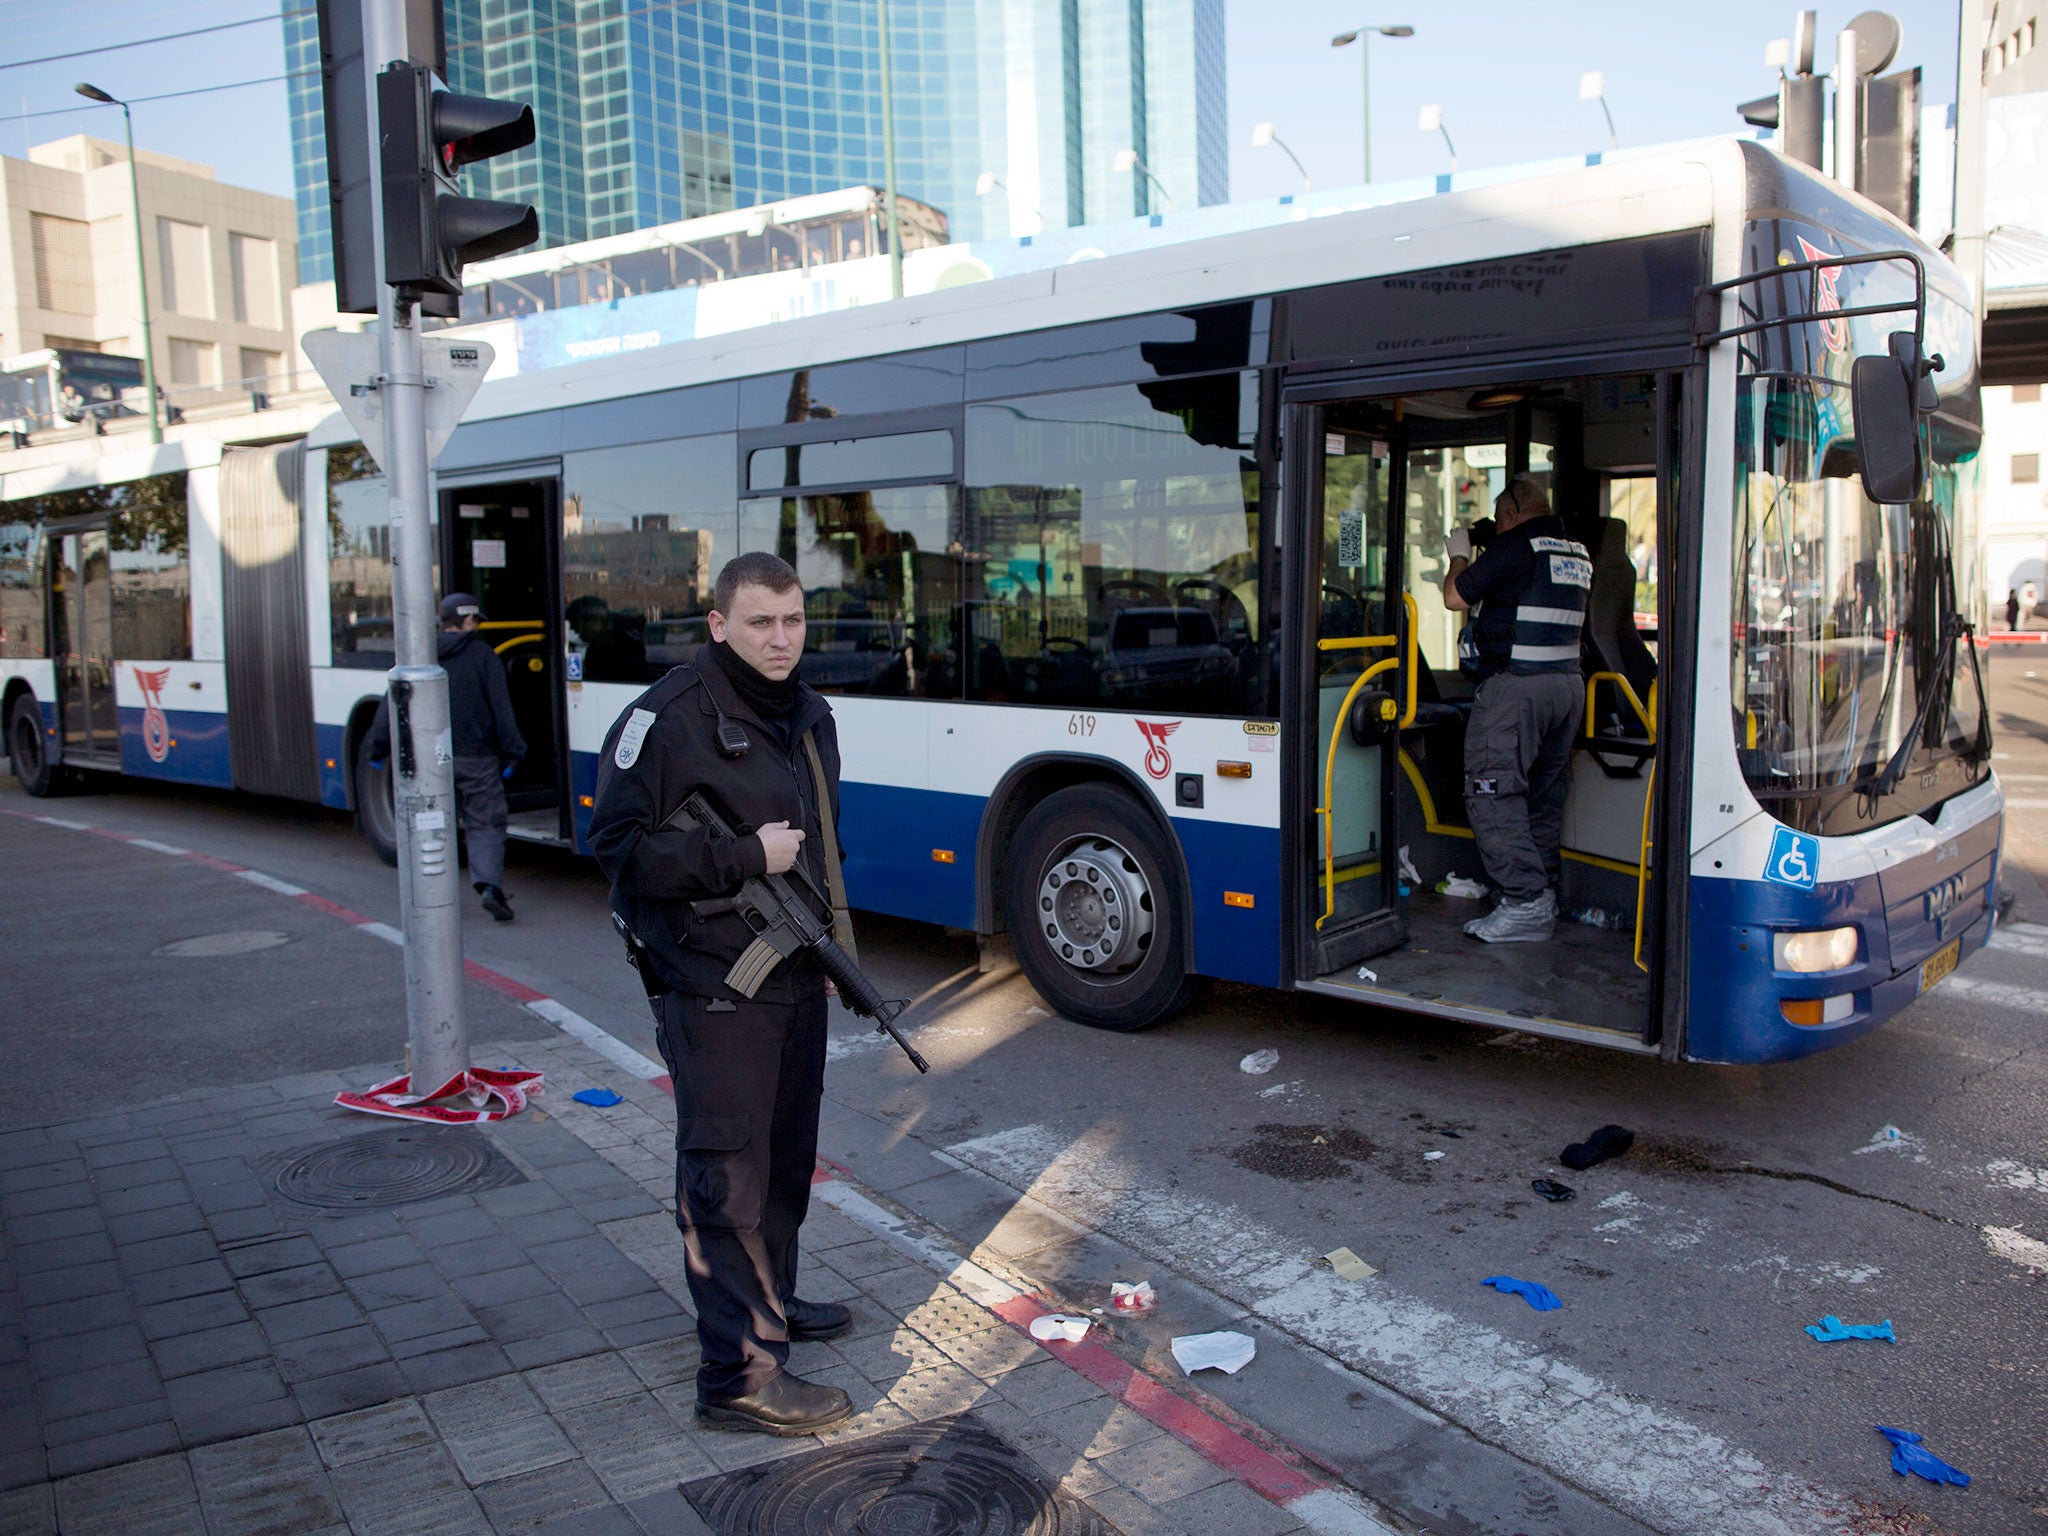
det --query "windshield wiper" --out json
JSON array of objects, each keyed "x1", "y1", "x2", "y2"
[{"x1": 1865, "y1": 613, "x2": 1982, "y2": 800}]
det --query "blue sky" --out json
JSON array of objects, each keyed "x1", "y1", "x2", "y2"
[{"x1": 0, "y1": 1, "x2": 1966, "y2": 213}]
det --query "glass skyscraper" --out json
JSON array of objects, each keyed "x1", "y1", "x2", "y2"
[{"x1": 283, "y1": 0, "x2": 1226, "y2": 284}]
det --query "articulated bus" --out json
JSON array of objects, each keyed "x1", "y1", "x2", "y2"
[{"x1": 1, "y1": 140, "x2": 2000, "y2": 1063}]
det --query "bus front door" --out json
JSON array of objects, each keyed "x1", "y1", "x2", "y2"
[
  {"x1": 49, "y1": 525, "x2": 118, "y2": 765},
  {"x1": 439, "y1": 478, "x2": 567, "y2": 838},
  {"x1": 1291, "y1": 402, "x2": 1407, "y2": 975}
]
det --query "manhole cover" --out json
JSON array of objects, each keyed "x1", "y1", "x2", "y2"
[
  {"x1": 156, "y1": 930, "x2": 296, "y2": 957},
  {"x1": 684, "y1": 1414, "x2": 1120, "y2": 1535},
  {"x1": 271, "y1": 1127, "x2": 524, "y2": 1211}
]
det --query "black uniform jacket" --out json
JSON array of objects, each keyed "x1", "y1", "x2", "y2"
[
  {"x1": 586, "y1": 654, "x2": 842, "y2": 1003},
  {"x1": 365, "y1": 629, "x2": 529, "y2": 765}
]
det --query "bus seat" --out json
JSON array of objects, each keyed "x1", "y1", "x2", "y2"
[{"x1": 1582, "y1": 517, "x2": 1656, "y2": 720}]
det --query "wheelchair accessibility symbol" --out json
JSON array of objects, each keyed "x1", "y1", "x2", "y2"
[{"x1": 1763, "y1": 826, "x2": 1820, "y2": 891}]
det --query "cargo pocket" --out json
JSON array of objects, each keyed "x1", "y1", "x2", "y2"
[{"x1": 677, "y1": 1114, "x2": 754, "y2": 1230}]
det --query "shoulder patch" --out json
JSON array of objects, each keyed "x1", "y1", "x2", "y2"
[
  {"x1": 1530, "y1": 536, "x2": 1584, "y2": 555},
  {"x1": 614, "y1": 708, "x2": 658, "y2": 770}
]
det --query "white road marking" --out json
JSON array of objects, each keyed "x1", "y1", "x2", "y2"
[
  {"x1": 36, "y1": 816, "x2": 91, "y2": 830},
  {"x1": 1981, "y1": 1225, "x2": 2048, "y2": 1274},
  {"x1": 1985, "y1": 1159, "x2": 2048, "y2": 1196},
  {"x1": 234, "y1": 868, "x2": 306, "y2": 897},
  {"x1": 525, "y1": 997, "x2": 665, "y2": 1081},
  {"x1": 358, "y1": 921, "x2": 406, "y2": 946},
  {"x1": 1987, "y1": 928, "x2": 2048, "y2": 959},
  {"x1": 1941, "y1": 974, "x2": 2048, "y2": 1011},
  {"x1": 946, "y1": 1122, "x2": 1853, "y2": 1536},
  {"x1": 2002, "y1": 798, "x2": 2048, "y2": 809},
  {"x1": 127, "y1": 838, "x2": 189, "y2": 856}
]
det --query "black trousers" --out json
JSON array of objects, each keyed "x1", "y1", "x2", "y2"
[{"x1": 654, "y1": 986, "x2": 828, "y2": 1399}]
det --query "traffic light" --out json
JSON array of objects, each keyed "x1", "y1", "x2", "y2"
[{"x1": 378, "y1": 62, "x2": 538, "y2": 298}]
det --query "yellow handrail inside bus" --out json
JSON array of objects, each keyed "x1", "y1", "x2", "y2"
[
  {"x1": 1633, "y1": 760, "x2": 1655, "y2": 973},
  {"x1": 1316, "y1": 656, "x2": 1400, "y2": 929},
  {"x1": 1585, "y1": 672, "x2": 1657, "y2": 742},
  {"x1": 1399, "y1": 592, "x2": 1419, "y2": 728},
  {"x1": 1316, "y1": 633, "x2": 1398, "y2": 652},
  {"x1": 492, "y1": 633, "x2": 546, "y2": 656}
]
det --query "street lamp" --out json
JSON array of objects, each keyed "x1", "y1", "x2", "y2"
[
  {"x1": 1579, "y1": 70, "x2": 1619, "y2": 151},
  {"x1": 74, "y1": 82, "x2": 159, "y2": 444},
  {"x1": 975, "y1": 171, "x2": 1045, "y2": 234},
  {"x1": 1329, "y1": 23, "x2": 1414, "y2": 184},
  {"x1": 1250, "y1": 122, "x2": 1311, "y2": 193},
  {"x1": 877, "y1": 0, "x2": 903, "y2": 298},
  {"x1": 1111, "y1": 148, "x2": 1175, "y2": 213},
  {"x1": 1418, "y1": 102, "x2": 1457, "y2": 173}
]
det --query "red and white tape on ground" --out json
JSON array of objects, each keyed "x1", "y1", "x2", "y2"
[{"x1": 7, "y1": 806, "x2": 1394, "y2": 1536}]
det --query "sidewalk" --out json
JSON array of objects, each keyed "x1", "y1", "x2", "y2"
[{"x1": 0, "y1": 812, "x2": 1397, "y2": 1536}]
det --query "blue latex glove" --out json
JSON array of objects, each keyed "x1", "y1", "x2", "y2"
[
  {"x1": 502, "y1": 764, "x2": 518, "y2": 781},
  {"x1": 1806, "y1": 1315, "x2": 1895, "y2": 1342},
  {"x1": 1480, "y1": 1275, "x2": 1561, "y2": 1311},
  {"x1": 1876, "y1": 1426, "x2": 1970, "y2": 1487},
  {"x1": 571, "y1": 1087, "x2": 623, "y2": 1107}
]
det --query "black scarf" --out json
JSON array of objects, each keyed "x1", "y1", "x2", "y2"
[{"x1": 708, "y1": 637, "x2": 800, "y2": 723}]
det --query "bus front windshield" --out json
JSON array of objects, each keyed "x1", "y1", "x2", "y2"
[{"x1": 1731, "y1": 372, "x2": 1987, "y2": 829}]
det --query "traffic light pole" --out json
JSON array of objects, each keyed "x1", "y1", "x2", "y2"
[{"x1": 366, "y1": 0, "x2": 470, "y2": 1095}]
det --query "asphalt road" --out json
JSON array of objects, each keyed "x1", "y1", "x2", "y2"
[{"x1": 6, "y1": 648, "x2": 2045, "y2": 1535}]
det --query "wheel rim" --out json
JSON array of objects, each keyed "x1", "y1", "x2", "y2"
[
  {"x1": 12, "y1": 709, "x2": 41, "y2": 780},
  {"x1": 1034, "y1": 833, "x2": 1156, "y2": 980},
  {"x1": 360, "y1": 749, "x2": 395, "y2": 845}
]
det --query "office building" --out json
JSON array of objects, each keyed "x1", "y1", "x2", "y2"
[
  {"x1": 284, "y1": 0, "x2": 1226, "y2": 282},
  {"x1": 0, "y1": 135, "x2": 298, "y2": 413}
]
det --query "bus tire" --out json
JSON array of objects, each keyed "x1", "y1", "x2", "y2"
[
  {"x1": 353, "y1": 729, "x2": 399, "y2": 867},
  {"x1": 8, "y1": 694, "x2": 61, "y2": 798},
  {"x1": 1003, "y1": 784, "x2": 1196, "y2": 1033}
]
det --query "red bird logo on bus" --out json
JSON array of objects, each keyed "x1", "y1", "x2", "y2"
[
  {"x1": 1796, "y1": 236, "x2": 1849, "y2": 355},
  {"x1": 134, "y1": 667, "x2": 172, "y2": 762},
  {"x1": 1136, "y1": 720, "x2": 1179, "y2": 779}
]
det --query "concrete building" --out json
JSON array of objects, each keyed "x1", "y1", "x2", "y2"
[
  {"x1": 0, "y1": 135, "x2": 300, "y2": 414},
  {"x1": 283, "y1": 0, "x2": 1226, "y2": 280}
]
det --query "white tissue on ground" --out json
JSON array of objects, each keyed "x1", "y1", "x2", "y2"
[
  {"x1": 1170, "y1": 1330, "x2": 1257, "y2": 1375},
  {"x1": 1240, "y1": 1048, "x2": 1280, "y2": 1074}
]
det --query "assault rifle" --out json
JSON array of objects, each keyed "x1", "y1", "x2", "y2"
[{"x1": 618, "y1": 790, "x2": 929, "y2": 1073}]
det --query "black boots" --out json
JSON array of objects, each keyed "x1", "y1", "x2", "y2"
[
  {"x1": 697, "y1": 1371, "x2": 852, "y2": 1435},
  {"x1": 476, "y1": 883, "x2": 514, "y2": 922},
  {"x1": 784, "y1": 1297, "x2": 854, "y2": 1342}
]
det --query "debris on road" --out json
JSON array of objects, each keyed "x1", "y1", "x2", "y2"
[
  {"x1": 335, "y1": 1066, "x2": 544, "y2": 1124},
  {"x1": 1876, "y1": 1426, "x2": 1970, "y2": 1486},
  {"x1": 1561, "y1": 1124, "x2": 1635, "y2": 1170},
  {"x1": 1481, "y1": 1275, "x2": 1562, "y2": 1311},
  {"x1": 571, "y1": 1087, "x2": 623, "y2": 1107},
  {"x1": 1356, "y1": 966, "x2": 1378, "y2": 981},
  {"x1": 1806, "y1": 1315, "x2": 1895, "y2": 1343},
  {"x1": 1171, "y1": 1330, "x2": 1258, "y2": 1375},
  {"x1": 1981, "y1": 1224, "x2": 2048, "y2": 1273},
  {"x1": 1240, "y1": 1048, "x2": 1280, "y2": 1075},
  {"x1": 1531, "y1": 1178, "x2": 1577, "y2": 1203},
  {"x1": 1028, "y1": 1313, "x2": 1092, "y2": 1342},
  {"x1": 1109, "y1": 1280, "x2": 1156, "y2": 1314},
  {"x1": 1326, "y1": 1247, "x2": 1377, "y2": 1281},
  {"x1": 1398, "y1": 845, "x2": 1422, "y2": 885},
  {"x1": 1437, "y1": 875, "x2": 1487, "y2": 899},
  {"x1": 1423, "y1": 1149, "x2": 1446, "y2": 1161}
]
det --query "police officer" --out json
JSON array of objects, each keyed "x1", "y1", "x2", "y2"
[
  {"x1": 1442, "y1": 477, "x2": 1590, "y2": 943},
  {"x1": 586, "y1": 552, "x2": 855, "y2": 1437},
  {"x1": 366, "y1": 593, "x2": 527, "y2": 921}
]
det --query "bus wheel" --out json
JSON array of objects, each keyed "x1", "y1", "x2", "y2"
[
  {"x1": 1003, "y1": 784, "x2": 1196, "y2": 1032},
  {"x1": 353, "y1": 730, "x2": 399, "y2": 867},
  {"x1": 8, "y1": 695, "x2": 60, "y2": 798}
]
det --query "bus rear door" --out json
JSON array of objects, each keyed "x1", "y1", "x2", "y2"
[{"x1": 47, "y1": 522, "x2": 118, "y2": 767}]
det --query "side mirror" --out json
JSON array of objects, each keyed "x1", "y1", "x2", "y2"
[
  {"x1": 1889, "y1": 330, "x2": 1943, "y2": 415},
  {"x1": 1851, "y1": 349, "x2": 1924, "y2": 504}
]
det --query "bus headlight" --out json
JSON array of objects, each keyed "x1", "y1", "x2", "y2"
[{"x1": 1773, "y1": 926, "x2": 1858, "y2": 972}]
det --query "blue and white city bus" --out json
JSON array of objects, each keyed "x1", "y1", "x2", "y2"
[{"x1": 1, "y1": 139, "x2": 2000, "y2": 1063}]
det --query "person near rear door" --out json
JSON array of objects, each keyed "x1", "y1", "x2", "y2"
[
  {"x1": 438, "y1": 592, "x2": 527, "y2": 922},
  {"x1": 585, "y1": 551, "x2": 856, "y2": 1438},
  {"x1": 1442, "y1": 477, "x2": 1590, "y2": 943}
]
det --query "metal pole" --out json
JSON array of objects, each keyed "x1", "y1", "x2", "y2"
[
  {"x1": 119, "y1": 103, "x2": 160, "y2": 445},
  {"x1": 878, "y1": 0, "x2": 903, "y2": 299},
  {"x1": 1950, "y1": 0, "x2": 1997, "y2": 612},
  {"x1": 1834, "y1": 27, "x2": 1860, "y2": 191},
  {"x1": 366, "y1": 0, "x2": 469, "y2": 1093},
  {"x1": 1360, "y1": 34, "x2": 1371, "y2": 184}
]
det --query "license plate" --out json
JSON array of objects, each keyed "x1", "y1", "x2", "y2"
[{"x1": 1919, "y1": 939, "x2": 1961, "y2": 993}]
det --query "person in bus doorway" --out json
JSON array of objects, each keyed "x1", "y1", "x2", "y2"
[
  {"x1": 2009, "y1": 588, "x2": 2023, "y2": 634},
  {"x1": 586, "y1": 552, "x2": 856, "y2": 1438},
  {"x1": 363, "y1": 593, "x2": 527, "y2": 921},
  {"x1": 1442, "y1": 477, "x2": 1591, "y2": 943},
  {"x1": 436, "y1": 592, "x2": 527, "y2": 922}
]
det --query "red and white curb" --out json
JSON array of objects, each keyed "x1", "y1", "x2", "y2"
[{"x1": 9, "y1": 806, "x2": 1396, "y2": 1536}]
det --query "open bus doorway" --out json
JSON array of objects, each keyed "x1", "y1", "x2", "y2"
[
  {"x1": 1287, "y1": 372, "x2": 1677, "y2": 1048},
  {"x1": 438, "y1": 477, "x2": 569, "y2": 842}
]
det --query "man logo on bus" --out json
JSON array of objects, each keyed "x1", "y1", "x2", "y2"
[
  {"x1": 1795, "y1": 237, "x2": 1849, "y2": 355},
  {"x1": 1763, "y1": 825, "x2": 1820, "y2": 892},
  {"x1": 1136, "y1": 720, "x2": 1180, "y2": 779},
  {"x1": 134, "y1": 667, "x2": 172, "y2": 763}
]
